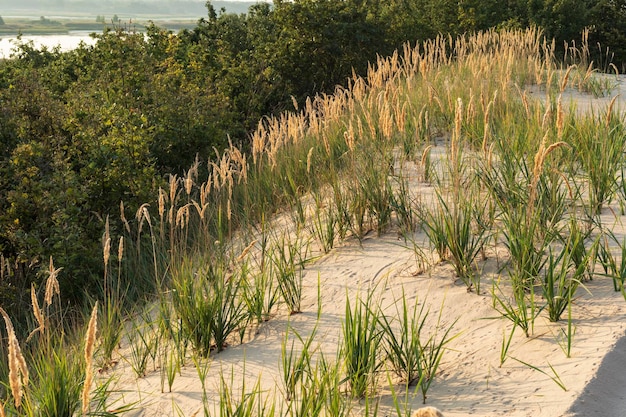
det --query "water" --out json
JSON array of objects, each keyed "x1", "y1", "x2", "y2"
[{"x1": 0, "y1": 32, "x2": 97, "y2": 58}]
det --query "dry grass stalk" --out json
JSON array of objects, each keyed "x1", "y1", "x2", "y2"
[
  {"x1": 544, "y1": 141, "x2": 569, "y2": 157},
  {"x1": 420, "y1": 145, "x2": 433, "y2": 182},
  {"x1": 103, "y1": 234, "x2": 111, "y2": 297},
  {"x1": 102, "y1": 216, "x2": 110, "y2": 247},
  {"x1": 237, "y1": 151, "x2": 248, "y2": 184},
  {"x1": 556, "y1": 94, "x2": 564, "y2": 139},
  {"x1": 0, "y1": 308, "x2": 28, "y2": 409},
  {"x1": 175, "y1": 204, "x2": 190, "y2": 230},
  {"x1": 192, "y1": 200, "x2": 210, "y2": 221},
  {"x1": 169, "y1": 174, "x2": 179, "y2": 205},
  {"x1": 118, "y1": 236, "x2": 124, "y2": 263},
  {"x1": 251, "y1": 122, "x2": 267, "y2": 166},
  {"x1": 365, "y1": 106, "x2": 378, "y2": 139},
  {"x1": 560, "y1": 65, "x2": 575, "y2": 92},
  {"x1": 482, "y1": 99, "x2": 493, "y2": 157},
  {"x1": 454, "y1": 97, "x2": 463, "y2": 144},
  {"x1": 119, "y1": 201, "x2": 131, "y2": 234},
  {"x1": 185, "y1": 159, "x2": 199, "y2": 195},
  {"x1": 158, "y1": 187, "x2": 166, "y2": 220},
  {"x1": 378, "y1": 101, "x2": 394, "y2": 139},
  {"x1": 237, "y1": 240, "x2": 258, "y2": 263},
  {"x1": 102, "y1": 216, "x2": 111, "y2": 290},
  {"x1": 450, "y1": 97, "x2": 463, "y2": 174},
  {"x1": 466, "y1": 89, "x2": 475, "y2": 123},
  {"x1": 395, "y1": 100, "x2": 408, "y2": 133},
  {"x1": 136, "y1": 203, "x2": 150, "y2": 236},
  {"x1": 184, "y1": 171, "x2": 194, "y2": 196},
  {"x1": 306, "y1": 147, "x2": 314, "y2": 174},
  {"x1": 606, "y1": 95, "x2": 618, "y2": 126},
  {"x1": 82, "y1": 302, "x2": 98, "y2": 416},
  {"x1": 532, "y1": 134, "x2": 548, "y2": 182},
  {"x1": 200, "y1": 179, "x2": 211, "y2": 208},
  {"x1": 168, "y1": 207, "x2": 175, "y2": 230},
  {"x1": 344, "y1": 122, "x2": 355, "y2": 151},
  {"x1": 103, "y1": 237, "x2": 111, "y2": 269},
  {"x1": 26, "y1": 284, "x2": 45, "y2": 343},
  {"x1": 541, "y1": 103, "x2": 553, "y2": 131},
  {"x1": 44, "y1": 256, "x2": 61, "y2": 307}
]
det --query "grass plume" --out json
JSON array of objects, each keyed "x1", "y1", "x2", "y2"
[{"x1": 82, "y1": 302, "x2": 98, "y2": 415}]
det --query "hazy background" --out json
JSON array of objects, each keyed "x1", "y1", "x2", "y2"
[{"x1": 0, "y1": 0, "x2": 266, "y2": 17}]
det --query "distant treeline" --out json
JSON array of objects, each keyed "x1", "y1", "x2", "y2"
[{"x1": 0, "y1": 0, "x2": 623, "y2": 326}]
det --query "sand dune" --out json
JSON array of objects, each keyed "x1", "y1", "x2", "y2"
[{"x1": 108, "y1": 77, "x2": 626, "y2": 417}]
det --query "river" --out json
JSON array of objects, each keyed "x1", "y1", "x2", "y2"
[{"x1": 0, "y1": 32, "x2": 98, "y2": 59}]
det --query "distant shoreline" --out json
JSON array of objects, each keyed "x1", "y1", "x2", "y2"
[
  {"x1": 0, "y1": 23, "x2": 198, "y2": 36},
  {"x1": 0, "y1": 17, "x2": 205, "y2": 36},
  {"x1": 0, "y1": 0, "x2": 268, "y2": 35},
  {"x1": 0, "y1": 0, "x2": 265, "y2": 23}
]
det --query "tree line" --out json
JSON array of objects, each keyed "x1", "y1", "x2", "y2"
[{"x1": 0, "y1": 0, "x2": 623, "y2": 326}]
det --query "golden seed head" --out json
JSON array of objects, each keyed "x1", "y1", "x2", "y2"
[
  {"x1": 454, "y1": 97, "x2": 463, "y2": 144},
  {"x1": 420, "y1": 145, "x2": 433, "y2": 167},
  {"x1": 27, "y1": 283, "x2": 45, "y2": 342},
  {"x1": 118, "y1": 236, "x2": 124, "y2": 263},
  {"x1": 82, "y1": 302, "x2": 98, "y2": 415},
  {"x1": 184, "y1": 171, "x2": 193, "y2": 196},
  {"x1": 556, "y1": 94, "x2": 564, "y2": 139},
  {"x1": 44, "y1": 257, "x2": 61, "y2": 307},
  {"x1": 0, "y1": 308, "x2": 27, "y2": 409},
  {"x1": 158, "y1": 187, "x2": 166, "y2": 219},
  {"x1": 103, "y1": 237, "x2": 111, "y2": 267},
  {"x1": 322, "y1": 133, "x2": 330, "y2": 156},
  {"x1": 541, "y1": 104, "x2": 552, "y2": 131},
  {"x1": 241, "y1": 153, "x2": 248, "y2": 183},
  {"x1": 560, "y1": 65, "x2": 574, "y2": 92},
  {"x1": 142, "y1": 205, "x2": 152, "y2": 227},
  {"x1": 200, "y1": 181, "x2": 208, "y2": 207},
  {"x1": 532, "y1": 133, "x2": 548, "y2": 181},
  {"x1": 169, "y1": 174, "x2": 179, "y2": 204},
  {"x1": 176, "y1": 205, "x2": 190, "y2": 229},
  {"x1": 103, "y1": 216, "x2": 110, "y2": 248}
]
